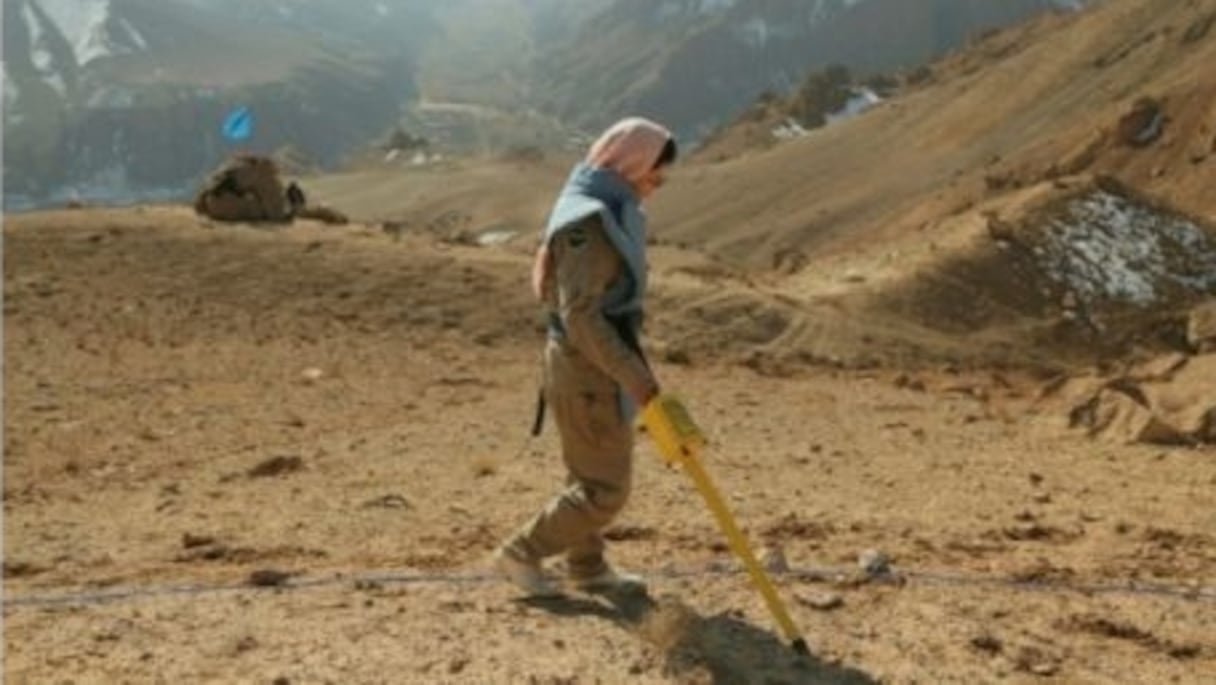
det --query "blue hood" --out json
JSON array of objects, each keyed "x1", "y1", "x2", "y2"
[{"x1": 543, "y1": 163, "x2": 648, "y2": 323}]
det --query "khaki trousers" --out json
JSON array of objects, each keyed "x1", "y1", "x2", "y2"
[{"x1": 504, "y1": 339, "x2": 634, "y2": 578}]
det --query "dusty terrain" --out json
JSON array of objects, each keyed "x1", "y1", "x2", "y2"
[
  {"x1": 5, "y1": 1, "x2": 1216, "y2": 682},
  {"x1": 4, "y1": 207, "x2": 1214, "y2": 684}
]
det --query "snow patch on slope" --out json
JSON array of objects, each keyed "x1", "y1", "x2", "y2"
[{"x1": 1037, "y1": 191, "x2": 1216, "y2": 305}]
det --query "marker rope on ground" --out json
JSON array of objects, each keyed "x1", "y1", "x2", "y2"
[{"x1": 5, "y1": 563, "x2": 1214, "y2": 610}]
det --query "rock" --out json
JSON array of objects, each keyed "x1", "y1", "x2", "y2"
[
  {"x1": 248, "y1": 456, "x2": 304, "y2": 478},
  {"x1": 300, "y1": 367, "x2": 324, "y2": 383},
  {"x1": 858, "y1": 549, "x2": 892, "y2": 577},
  {"x1": 1116, "y1": 97, "x2": 1165, "y2": 148},
  {"x1": 1014, "y1": 646, "x2": 1061, "y2": 676},
  {"x1": 1070, "y1": 387, "x2": 1187, "y2": 445},
  {"x1": 1186, "y1": 300, "x2": 1216, "y2": 353},
  {"x1": 971, "y1": 633, "x2": 1003, "y2": 654},
  {"x1": 798, "y1": 591, "x2": 844, "y2": 611},
  {"x1": 447, "y1": 657, "x2": 470, "y2": 675},
  {"x1": 181, "y1": 533, "x2": 216, "y2": 549},
  {"x1": 361, "y1": 494, "x2": 410, "y2": 510},
  {"x1": 194, "y1": 155, "x2": 291, "y2": 223},
  {"x1": 1128, "y1": 353, "x2": 1189, "y2": 383},
  {"x1": 248, "y1": 569, "x2": 292, "y2": 587},
  {"x1": 1147, "y1": 355, "x2": 1216, "y2": 443},
  {"x1": 759, "y1": 545, "x2": 790, "y2": 573}
]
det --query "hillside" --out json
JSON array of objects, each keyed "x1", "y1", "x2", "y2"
[
  {"x1": 642, "y1": 0, "x2": 1216, "y2": 365},
  {"x1": 303, "y1": 0, "x2": 1216, "y2": 371},
  {"x1": 532, "y1": 0, "x2": 1087, "y2": 139},
  {"x1": 5, "y1": 2, "x2": 1216, "y2": 681},
  {"x1": 2, "y1": 0, "x2": 422, "y2": 209}
]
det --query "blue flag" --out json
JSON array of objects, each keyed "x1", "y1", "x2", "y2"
[{"x1": 223, "y1": 107, "x2": 254, "y2": 142}]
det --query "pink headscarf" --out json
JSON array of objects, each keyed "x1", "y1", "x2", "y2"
[
  {"x1": 585, "y1": 117, "x2": 673, "y2": 185},
  {"x1": 531, "y1": 118, "x2": 672, "y2": 300}
]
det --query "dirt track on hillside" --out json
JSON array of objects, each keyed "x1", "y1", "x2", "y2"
[{"x1": 4, "y1": 208, "x2": 1214, "y2": 684}]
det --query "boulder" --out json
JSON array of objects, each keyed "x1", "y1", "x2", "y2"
[
  {"x1": 1115, "y1": 97, "x2": 1165, "y2": 148},
  {"x1": 1069, "y1": 355, "x2": 1216, "y2": 445},
  {"x1": 1187, "y1": 300, "x2": 1216, "y2": 353},
  {"x1": 195, "y1": 155, "x2": 290, "y2": 223}
]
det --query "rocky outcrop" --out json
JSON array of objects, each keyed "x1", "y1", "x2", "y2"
[
  {"x1": 195, "y1": 155, "x2": 348, "y2": 226},
  {"x1": 535, "y1": 0, "x2": 1082, "y2": 139},
  {"x1": 1188, "y1": 300, "x2": 1216, "y2": 353},
  {"x1": 1066, "y1": 354, "x2": 1216, "y2": 445},
  {"x1": 194, "y1": 155, "x2": 290, "y2": 223}
]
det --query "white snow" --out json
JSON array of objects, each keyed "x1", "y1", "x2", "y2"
[
  {"x1": 1039, "y1": 191, "x2": 1216, "y2": 305},
  {"x1": 77, "y1": 14, "x2": 141, "y2": 65},
  {"x1": 826, "y1": 87, "x2": 882, "y2": 125},
  {"x1": 772, "y1": 118, "x2": 809, "y2": 140},
  {"x1": 34, "y1": 0, "x2": 145, "y2": 66},
  {"x1": 22, "y1": 3, "x2": 55, "y2": 71},
  {"x1": 118, "y1": 18, "x2": 147, "y2": 50},
  {"x1": 35, "y1": 0, "x2": 112, "y2": 65},
  {"x1": 21, "y1": 3, "x2": 67, "y2": 93}
]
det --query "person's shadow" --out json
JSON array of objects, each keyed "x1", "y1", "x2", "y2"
[{"x1": 523, "y1": 588, "x2": 878, "y2": 684}]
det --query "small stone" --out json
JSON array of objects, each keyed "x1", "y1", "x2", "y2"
[
  {"x1": 448, "y1": 657, "x2": 470, "y2": 675},
  {"x1": 759, "y1": 546, "x2": 790, "y2": 573},
  {"x1": 181, "y1": 533, "x2": 215, "y2": 549},
  {"x1": 1186, "y1": 301, "x2": 1216, "y2": 352},
  {"x1": 798, "y1": 591, "x2": 844, "y2": 611},
  {"x1": 248, "y1": 569, "x2": 292, "y2": 587},
  {"x1": 300, "y1": 368, "x2": 324, "y2": 383},
  {"x1": 970, "y1": 634, "x2": 1003, "y2": 654},
  {"x1": 858, "y1": 549, "x2": 891, "y2": 577},
  {"x1": 1032, "y1": 662, "x2": 1059, "y2": 676},
  {"x1": 247, "y1": 456, "x2": 304, "y2": 479}
]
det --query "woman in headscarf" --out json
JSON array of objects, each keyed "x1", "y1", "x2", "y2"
[{"x1": 496, "y1": 117, "x2": 678, "y2": 596}]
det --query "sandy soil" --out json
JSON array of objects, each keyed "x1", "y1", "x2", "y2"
[{"x1": 4, "y1": 208, "x2": 1214, "y2": 684}]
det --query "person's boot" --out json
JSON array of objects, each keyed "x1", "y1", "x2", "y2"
[
  {"x1": 494, "y1": 548, "x2": 561, "y2": 597},
  {"x1": 572, "y1": 564, "x2": 646, "y2": 593}
]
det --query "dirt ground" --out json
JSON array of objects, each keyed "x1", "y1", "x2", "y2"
[{"x1": 4, "y1": 208, "x2": 1215, "y2": 684}]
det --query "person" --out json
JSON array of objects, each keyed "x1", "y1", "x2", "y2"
[{"x1": 495, "y1": 117, "x2": 678, "y2": 596}]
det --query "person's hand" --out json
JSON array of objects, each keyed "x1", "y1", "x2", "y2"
[{"x1": 634, "y1": 381, "x2": 661, "y2": 408}]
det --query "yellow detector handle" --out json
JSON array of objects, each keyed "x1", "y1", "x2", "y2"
[
  {"x1": 641, "y1": 394, "x2": 809, "y2": 655},
  {"x1": 640, "y1": 394, "x2": 706, "y2": 465}
]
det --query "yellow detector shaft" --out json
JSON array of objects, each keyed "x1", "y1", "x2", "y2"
[{"x1": 641, "y1": 394, "x2": 809, "y2": 655}]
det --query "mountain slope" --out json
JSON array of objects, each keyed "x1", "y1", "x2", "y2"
[
  {"x1": 533, "y1": 0, "x2": 1088, "y2": 139},
  {"x1": 3, "y1": 0, "x2": 419, "y2": 208},
  {"x1": 640, "y1": 0, "x2": 1215, "y2": 366},
  {"x1": 653, "y1": 0, "x2": 1215, "y2": 265}
]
